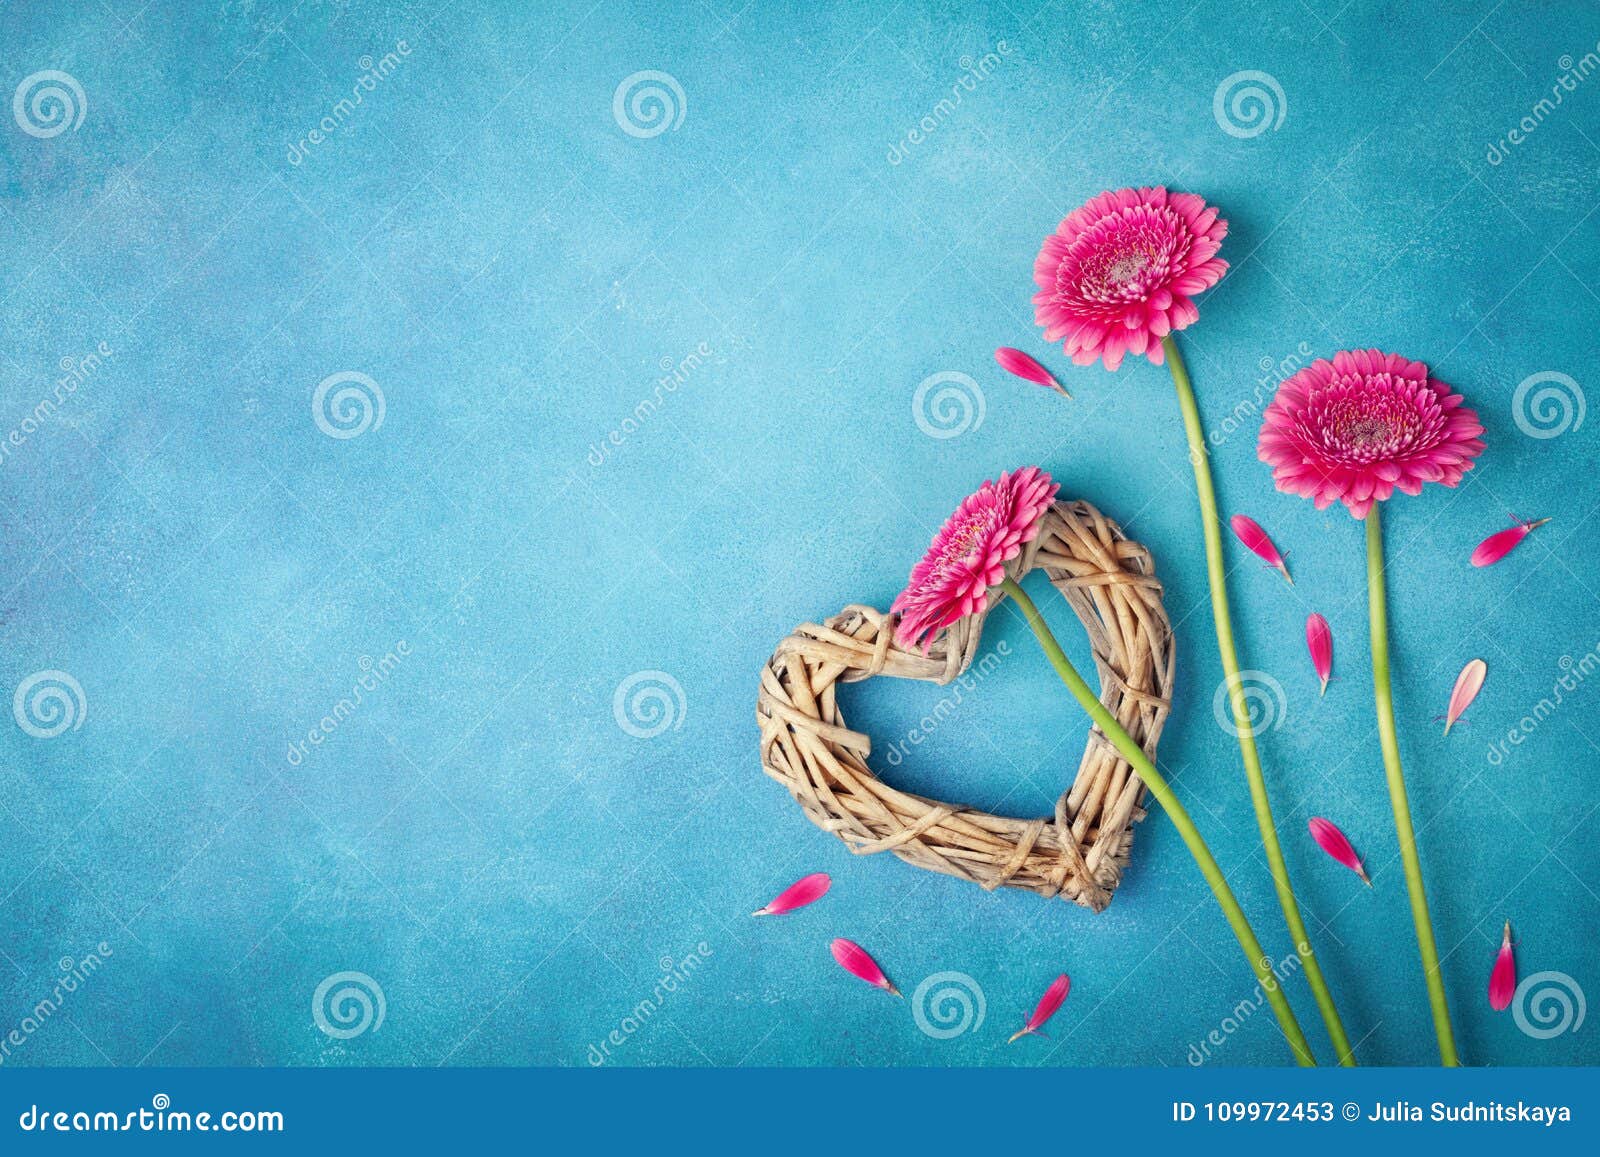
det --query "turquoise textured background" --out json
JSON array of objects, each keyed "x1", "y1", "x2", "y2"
[{"x1": 1, "y1": 0, "x2": 1597, "y2": 1068}]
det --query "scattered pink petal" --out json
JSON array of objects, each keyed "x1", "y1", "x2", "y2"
[
  {"x1": 1471, "y1": 518, "x2": 1550, "y2": 567},
  {"x1": 1489, "y1": 921, "x2": 1516, "y2": 1011},
  {"x1": 1308, "y1": 817, "x2": 1369, "y2": 885},
  {"x1": 1009, "y1": 974, "x2": 1070, "y2": 1043},
  {"x1": 1229, "y1": 514, "x2": 1292, "y2": 584},
  {"x1": 1306, "y1": 613, "x2": 1332, "y2": 695},
  {"x1": 994, "y1": 347, "x2": 1071, "y2": 398},
  {"x1": 752, "y1": 873, "x2": 830, "y2": 917},
  {"x1": 1444, "y1": 659, "x2": 1487, "y2": 736},
  {"x1": 830, "y1": 938, "x2": 899, "y2": 997}
]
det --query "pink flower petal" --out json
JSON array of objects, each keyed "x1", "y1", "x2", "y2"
[
  {"x1": 1306, "y1": 613, "x2": 1332, "y2": 695},
  {"x1": 1471, "y1": 518, "x2": 1549, "y2": 567},
  {"x1": 1308, "y1": 816, "x2": 1369, "y2": 884},
  {"x1": 1229, "y1": 514, "x2": 1292, "y2": 583},
  {"x1": 995, "y1": 347, "x2": 1071, "y2": 398},
  {"x1": 1008, "y1": 974, "x2": 1070, "y2": 1043},
  {"x1": 1489, "y1": 921, "x2": 1516, "y2": 1011},
  {"x1": 752, "y1": 873, "x2": 830, "y2": 917},
  {"x1": 830, "y1": 938, "x2": 899, "y2": 996},
  {"x1": 1444, "y1": 659, "x2": 1486, "y2": 736}
]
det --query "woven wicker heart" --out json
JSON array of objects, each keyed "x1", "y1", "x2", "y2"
[{"x1": 756, "y1": 499, "x2": 1173, "y2": 912}]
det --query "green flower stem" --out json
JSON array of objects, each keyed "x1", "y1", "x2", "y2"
[
  {"x1": 1365, "y1": 506, "x2": 1460, "y2": 1066},
  {"x1": 999, "y1": 575, "x2": 1317, "y2": 1067},
  {"x1": 1163, "y1": 334, "x2": 1356, "y2": 1066}
]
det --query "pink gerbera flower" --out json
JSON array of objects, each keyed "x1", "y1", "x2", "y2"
[
  {"x1": 1258, "y1": 349, "x2": 1485, "y2": 518},
  {"x1": 1032, "y1": 187, "x2": 1229, "y2": 371},
  {"x1": 892, "y1": 467, "x2": 1060, "y2": 651}
]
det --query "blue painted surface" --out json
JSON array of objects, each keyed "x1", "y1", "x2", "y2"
[{"x1": 0, "y1": 0, "x2": 1596, "y2": 1068}]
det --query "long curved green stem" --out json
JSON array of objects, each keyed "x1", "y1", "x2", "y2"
[
  {"x1": 1365, "y1": 506, "x2": 1460, "y2": 1066},
  {"x1": 1000, "y1": 575, "x2": 1317, "y2": 1067},
  {"x1": 1162, "y1": 335, "x2": 1356, "y2": 1065}
]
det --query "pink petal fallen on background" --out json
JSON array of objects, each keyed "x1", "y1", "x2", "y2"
[
  {"x1": 1308, "y1": 817, "x2": 1369, "y2": 885},
  {"x1": 1229, "y1": 514, "x2": 1293, "y2": 584},
  {"x1": 1009, "y1": 973, "x2": 1070, "y2": 1043},
  {"x1": 995, "y1": 347, "x2": 1071, "y2": 398},
  {"x1": 830, "y1": 938, "x2": 899, "y2": 997},
  {"x1": 1489, "y1": 921, "x2": 1516, "y2": 1011},
  {"x1": 1306, "y1": 613, "x2": 1333, "y2": 695},
  {"x1": 752, "y1": 873, "x2": 830, "y2": 917},
  {"x1": 1471, "y1": 518, "x2": 1550, "y2": 567},
  {"x1": 1445, "y1": 659, "x2": 1487, "y2": 736}
]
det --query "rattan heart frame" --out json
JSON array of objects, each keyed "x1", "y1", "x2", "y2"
[{"x1": 756, "y1": 500, "x2": 1174, "y2": 912}]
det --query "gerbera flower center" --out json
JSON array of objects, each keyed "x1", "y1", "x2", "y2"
[
  {"x1": 1341, "y1": 414, "x2": 1399, "y2": 448},
  {"x1": 1106, "y1": 251, "x2": 1151, "y2": 284},
  {"x1": 1302, "y1": 375, "x2": 1451, "y2": 467},
  {"x1": 1075, "y1": 232, "x2": 1166, "y2": 302},
  {"x1": 941, "y1": 513, "x2": 996, "y2": 564}
]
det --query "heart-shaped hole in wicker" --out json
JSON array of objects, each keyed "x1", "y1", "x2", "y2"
[{"x1": 756, "y1": 499, "x2": 1174, "y2": 912}]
